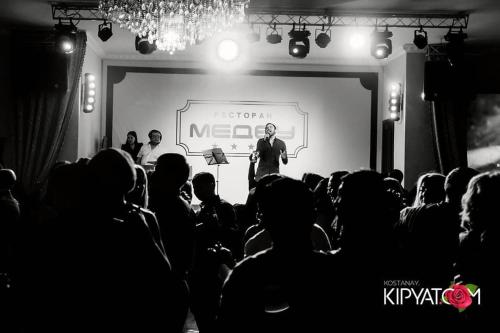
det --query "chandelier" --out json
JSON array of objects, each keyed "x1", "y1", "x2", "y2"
[{"x1": 99, "y1": 0, "x2": 249, "y2": 54}]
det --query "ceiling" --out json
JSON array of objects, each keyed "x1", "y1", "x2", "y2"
[{"x1": 1, "y1": 0, "x2": 500, "y2": 65}]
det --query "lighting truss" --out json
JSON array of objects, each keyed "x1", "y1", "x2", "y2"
[
  {"x1": 247, "y1": 12, "x2": 468, "y2": 29},
  {"x1": 426, "y1": 44, "x2": 449, "y2": 61},
  {"x1": 51, "y1": 2, "x2": 105, "y2": 22},
  {"x1": 51, "y1": 2, "x2": 469, "y2": 29}
]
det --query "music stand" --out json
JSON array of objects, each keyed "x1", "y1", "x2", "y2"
[{"x1": 202, "y1": 148, "x2": 229, "y2": 195}]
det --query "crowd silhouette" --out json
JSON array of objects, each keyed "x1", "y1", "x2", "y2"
[{"x1": 0, "y1": 148, "x2": 498, "y2": 332}]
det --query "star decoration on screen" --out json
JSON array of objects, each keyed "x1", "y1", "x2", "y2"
[
  {"x1": 231, "y1": 144, "x2": 237, "y2": 150},
  {"x1": 248, "y1": 144, "x2": 255, "y2": 150}
]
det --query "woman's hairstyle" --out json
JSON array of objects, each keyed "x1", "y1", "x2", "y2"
[
  {"x1": 125, "y1": 131, "x2": 138, "y2": 145},
  {"x1": 461, "y1": 171, "x2": 500, "y2": 233},
  {"x1": 413, "y1": 172, "x2": 445, "y2": 207}
]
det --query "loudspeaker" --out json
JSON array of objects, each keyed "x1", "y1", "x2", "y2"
[
  {"x1": 44, "y1": 52, "x2": 68, "y2": 91},
  {"x1": 423, "y1": 60, "x2": 451, "y2": 101},
  {"x1": 24, "y1": 50, "x2": 68, "y2": 92}
]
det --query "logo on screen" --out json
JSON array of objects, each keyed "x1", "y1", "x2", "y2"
[{"x1": 176, "y1": 100, "x2": 308, "y2": 157}]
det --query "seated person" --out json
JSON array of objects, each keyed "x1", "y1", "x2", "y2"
[
  {"x1": 137, "y1": 129, "x2": 163, "y2": 165},
  {"x1": 121, "y1": 131, "x2": 143, "y2": 162}
]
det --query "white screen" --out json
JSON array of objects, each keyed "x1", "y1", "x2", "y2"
[{"x1": 112, "y1": 70, "x2": 373, "y2": 204}]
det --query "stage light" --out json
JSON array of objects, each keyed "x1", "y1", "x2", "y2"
[
  {"x1": 370, "y1": 26, "x2": 393, "y2": 59},
  {"x1": 135, "y1": 35, "x2": 156, "y2": 54},
  {"x1": 315, "y1": 26, "x2": 331, "y2": 48},
  {"x1": 413, "y1": 26, "x2": 428, "y2": 49},
  {"x1": 98, "y1": 21, "x2": 113, "y2": 42},
  {"x1": 82, "y1": 73, "x2": 97, "y2": 113},
  {"x1": 388, "y1": 83, "x2": 402, "y2": 121},
  {"x1": 289, "y1": 24, "x2": 311, "y2": 59},
  {"x1": 266, "y1": 24, "x2": 282, "y2": 44},
  {"x1": 217, "y1": 39, "x2": 239, "y2": 61},
  {"x1": 55, "y1": 19, "x2": 77, "y2": 54}
]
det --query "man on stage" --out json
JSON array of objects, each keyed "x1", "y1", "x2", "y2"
[
  {"x1": 252, "y1": 123, "x2": 288, "y2": 182},
  {"x1": 137, "y1": 129, "x2": 163, "y2": 165}
]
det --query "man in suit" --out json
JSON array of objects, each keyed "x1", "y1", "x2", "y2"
[{"x1": 252, "y1": 123, "x2": 288, "y2": 182}]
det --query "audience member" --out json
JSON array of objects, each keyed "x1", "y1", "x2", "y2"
[
  {"x1": 24, "y1": 149, "x2": 188, "y2": 332},
  {"x1": 218, "y1": 177, "x2": 336, "y2": 333},
  {"x1": 190, "y1": 172, "x2": 239, "y2": 333},
  {"x1": 149, "y1": 153, "x2": 196, "y2": 279},
  {"x1": 455, "y1": 171, "x2": 500, "y2": 325}
]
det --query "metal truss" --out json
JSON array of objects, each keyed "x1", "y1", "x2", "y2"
[
  {"x1": 247, "y1": 12, "x2": 468, "y2": 29},
  {"x1": 51, "y1": 2, "x2": 469, "y2": 29},
  {"x1": 51, "y1": 2, "x2": 105, "y2": 22},
  {"x1": 426, "y1": 44, "x2": 449, "y2": 61}
]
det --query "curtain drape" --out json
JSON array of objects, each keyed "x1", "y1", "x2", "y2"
[
  {"x1": 431, "y1": 98, "x2": 469, "y2": 174},
  {"x1": 9, "y1": 30, "x2": 86, "y2": 197}
]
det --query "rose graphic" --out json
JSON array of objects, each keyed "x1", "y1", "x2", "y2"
[{"x1": 444, "y1": 284, "x2": 473, "y2": 311}]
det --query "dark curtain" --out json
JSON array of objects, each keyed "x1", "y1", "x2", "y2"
[
  {"x1": 8, "y1": 30, "x2": 86, "y2": 197},
  {"x1": 431, "y1": 98, "x2": 469, "y2": 174}
]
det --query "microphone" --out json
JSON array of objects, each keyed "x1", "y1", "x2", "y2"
[{"x1": 264, "y1": 133, "x2": 270, "y2": 141}]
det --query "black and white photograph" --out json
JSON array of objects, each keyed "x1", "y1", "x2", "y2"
[{"x1": 1, "y1": 0, "x2": 499, "y2": 331}]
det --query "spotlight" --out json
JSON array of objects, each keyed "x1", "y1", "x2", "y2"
[
  {"x1": 315, "y1": 26, "x2": 331, "y2": 48},
  {"x1": 135, "y1": 35, "x2": 156, "y2": 54},
  {"x1": 288, "y1": 24, "x2": 311, "y2": 59},
  {"x1": 54, "y1": 19, "x2": 77, "y2": 54},
  {"x1": 98, "y1": 21, "x2": 113, "y2": 42},
  {"x1": 266, "y1": 24, "x2": 282, "y2": 44},
  {"x1": 370, "y1": 26, "x2": 393, "y2": 59},
  {"x1": 413, "y1": 26, "x2": 428, "y2": 49},
  {"x1": 217, "y1": 39, "x2": 239, "y2": 61}
]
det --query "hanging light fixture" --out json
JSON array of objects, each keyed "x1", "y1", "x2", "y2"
[
  {"x1": 266, "y1": 23, "x2": 282, "y2": 44},
  {"x1": 370, "y1": 25, "x2": 393, "y2": 59},
  {"x1": 99, "y1": 0, "x2": 249, "y2": 54},
  {"x1": 55, "y1": 19, "x2": 77, "y2": 54},
  {"x1": 289, "y1": 24, "x2": 311, "y2": 58},
  {"x1": 315, "y1": 25, "x2": 331, "y2": 48}
]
